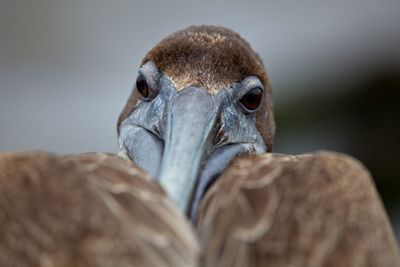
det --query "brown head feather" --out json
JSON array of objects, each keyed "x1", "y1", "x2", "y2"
[
  {"x1": 118, "y1": 25, "x2": 275, "y2": 150},
  {"x1": 143, "y1": 25, "x2": 267, "y2": 93}
]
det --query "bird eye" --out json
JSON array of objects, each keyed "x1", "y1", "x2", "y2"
[
  {"x1": 136, "y1": 74, "x2": 150, "y2": 99},
  {"x1": 239, "y1": 87, "x2": 263, "y2": 111}
]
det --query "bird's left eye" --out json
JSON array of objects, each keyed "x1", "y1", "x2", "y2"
[{"x1": 240, "y1": 87, "x2": 263, "y2": 111}]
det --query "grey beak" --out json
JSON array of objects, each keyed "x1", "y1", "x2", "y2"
[{"x1": 157, "y1": 86, "x2": 216, "y2": 213}]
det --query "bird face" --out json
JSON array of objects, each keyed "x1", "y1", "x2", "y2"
[{"x1": 118, "y1": 26, "x2": 275, "y2": 219}]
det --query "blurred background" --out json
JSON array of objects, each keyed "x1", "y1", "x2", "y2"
[{"x1": 1, "y1": 0, "x2": 399, "y2": 240}]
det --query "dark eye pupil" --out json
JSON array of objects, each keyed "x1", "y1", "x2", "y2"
[
  {"x1": 136, "y1": 74, "x2": 150, "y2": 98},
  {"x1": 240, "y1": 88, "x2": 263, "y2": 111}
]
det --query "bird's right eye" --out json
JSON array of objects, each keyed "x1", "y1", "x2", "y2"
[{"x1": 136, "y1": 74, "x2": 150, "y2": 99}]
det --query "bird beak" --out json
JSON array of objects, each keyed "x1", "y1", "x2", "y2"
[{"x1": 157, "y1": 86, "x2": 217, "y2": 214}]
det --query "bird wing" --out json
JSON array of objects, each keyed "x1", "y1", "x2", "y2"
[
  {"x1": 0, "y1": 152, "x2": 199, "y2": 267},
  {"x1": 196, "y1": 151, "x2": 399, "y2": 267}
]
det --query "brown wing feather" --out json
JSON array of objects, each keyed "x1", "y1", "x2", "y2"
[
  {"x1": 197, "y1": 151, "x2": 399, "y2": 267},
  {"x1": 0, "y1": 152, "x2": 199, "y2": 267}
]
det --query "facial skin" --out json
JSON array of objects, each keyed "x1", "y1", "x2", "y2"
[{"x1": 119, "y1": 61, "x2": 267, "y2": 219}]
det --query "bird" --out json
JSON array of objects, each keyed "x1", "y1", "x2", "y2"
[
  {"x1": 0, "y1": 25, "x2": 399, "y2": 267},
  {"x1": 117, "y1": 25, "x2": 400, "y2": 266},
  {"x1": 117, "y1": 25, "x2": 274, "y2": 216}
]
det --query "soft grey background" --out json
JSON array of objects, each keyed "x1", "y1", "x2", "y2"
[{"x1": 1, "y1": 0, "x2": 399, "y2": 240}]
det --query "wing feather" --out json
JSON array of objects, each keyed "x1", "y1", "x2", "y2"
[
  {"x1": 0, "y1": 152, "x2": 199, "y2": 267},
  {"x1": 197, "y1": 151, "x2": 399, "y2": 267}
]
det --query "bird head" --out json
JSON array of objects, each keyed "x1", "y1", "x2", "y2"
[{"x1": 118, "y1": 25, "x2": 275, "y2": 219}]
